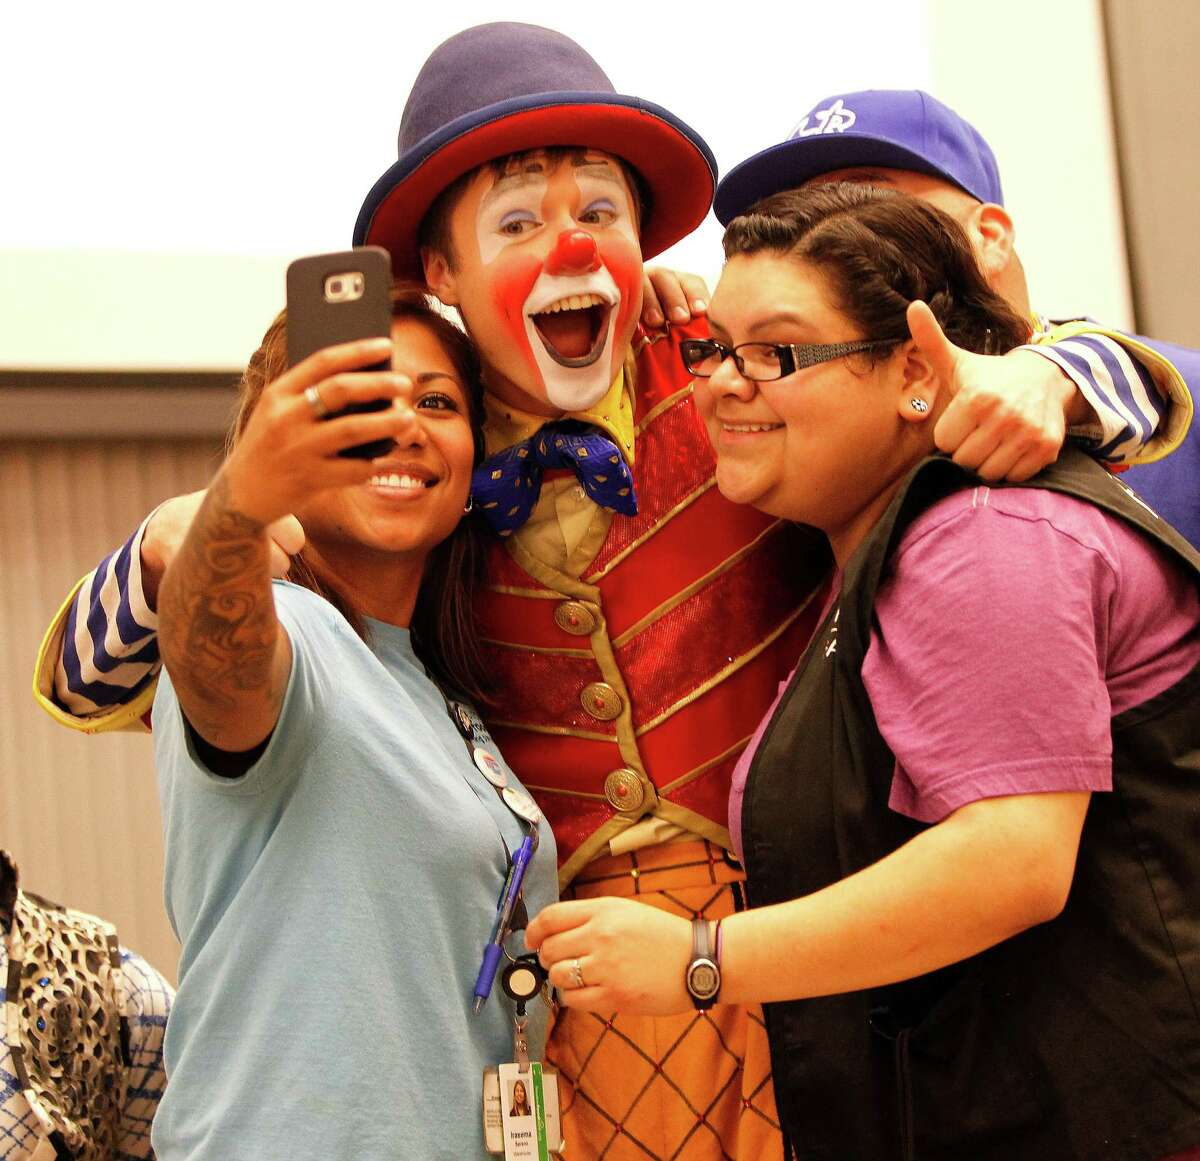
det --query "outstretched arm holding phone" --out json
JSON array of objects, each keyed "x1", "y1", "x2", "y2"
[{"x1": 159, "y1": 334, "x2": 409, "y2": 754}]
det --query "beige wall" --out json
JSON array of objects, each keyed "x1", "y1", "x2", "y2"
[
  {"x1": 1103, "y1": 0, "x2": 1200, "y2": 346},
  {"x1": 929, "y1": 0, "x2": 1133, "y2": 327},
  {"x1": 1, "y1": 438, "x2": 222, "y2": 982},
  {"x1": 2, "y1": 2, "x2": 1135, "y2": 370}
]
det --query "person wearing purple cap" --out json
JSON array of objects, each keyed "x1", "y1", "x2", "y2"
[
  {"x1": 529, "y1": 180, "x2": 1200, "y2": 1161},
  {"x1": 26, "y1": 37, "x2": 1192, "y2": 1161},
  {"x1": 716, "y1": 88, "x2": 1199, "y2": 547}
]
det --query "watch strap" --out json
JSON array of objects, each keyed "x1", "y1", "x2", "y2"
[{"x1": 686, "y1": 918, "x2": 722, "y2": 1009}]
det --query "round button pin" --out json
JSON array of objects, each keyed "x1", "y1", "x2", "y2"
[
  {"x1": 451, "y1": 703, "x2": 476, "y2": 739},
  {"x1": 474, "y1": 748, "x2": 508, "y2": 788},
  {"x1": 502, "y1": 785, "x2": 543, "y2": 825}
]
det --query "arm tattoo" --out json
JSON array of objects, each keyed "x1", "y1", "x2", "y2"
[{"x1": 158, "y1": 475, "x2": 283, "y2": 744}]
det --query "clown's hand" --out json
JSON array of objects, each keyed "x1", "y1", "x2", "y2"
[
  {"x1": 141, "y1": 490, "x2": 305, "y2": 609},
  {"x1": 641, "y1": 267, "x2": 709, "y2": 329},
  {"x1": 526, "y1": 896, "x2": 695, "y2": 1016},
  {"x1": 908, "y1": 300, "x2": 1078, "y2": 483}
]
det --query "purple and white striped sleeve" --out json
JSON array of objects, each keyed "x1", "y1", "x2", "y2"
[
  {"x1": 53, "y1": 516, "x2": 162, "y2": 715},
  {"x1": 1024, "y1": 334, "x2": 1168, "y2": 464}
]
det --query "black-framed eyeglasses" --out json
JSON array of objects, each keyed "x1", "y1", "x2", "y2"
[{"x1": 679, "y1": 337, "x2": 896, "y2": 382}]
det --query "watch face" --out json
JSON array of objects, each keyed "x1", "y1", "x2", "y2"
[{"x1": 687, "y1": 960, "x2": 720, "y2": 1000}]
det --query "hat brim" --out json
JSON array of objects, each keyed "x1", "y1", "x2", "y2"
[
  {"x1": 353, "y1": 93, "x2": 716, "y2": 280},
  {"x1": 714, "y1": 135, "x2": 980, "y2": 226}
]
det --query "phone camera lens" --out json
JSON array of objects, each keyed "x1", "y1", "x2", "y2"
[{"x1": 329, "y1": 279, "x2": 344, "y2": 295}]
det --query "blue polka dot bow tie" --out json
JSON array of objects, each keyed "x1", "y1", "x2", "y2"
[{"x1": 471, "y1": 420, "x2": 638, "y2": 536}]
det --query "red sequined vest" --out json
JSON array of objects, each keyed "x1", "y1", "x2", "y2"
[{"x1": 474, "y1": 323, "x2": 831, "y2": 882}]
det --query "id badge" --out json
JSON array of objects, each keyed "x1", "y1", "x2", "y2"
[{"x1": 482, "y1": 1063, "x2": 564, "y2": 1157}]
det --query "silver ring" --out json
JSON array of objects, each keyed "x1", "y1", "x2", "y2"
[
  {"x1": 569, "y1": 959, "x2": 586, "y2": 990},
  {"x1": 304, "y1": 385, "x2": 330, "y2": 420}
]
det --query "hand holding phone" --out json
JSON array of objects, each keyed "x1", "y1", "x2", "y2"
[{"x1": 286, "y1": 247, "x2": 394, "y2": 459}]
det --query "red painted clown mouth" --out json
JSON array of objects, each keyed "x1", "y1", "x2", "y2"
[{"x1": 531, "y1": 294, "x2": 612, "y2": 368}]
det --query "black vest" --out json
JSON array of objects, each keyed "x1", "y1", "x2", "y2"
[{"x1": 742, "y1": 451, "x2": 1200, "y2": 1161}]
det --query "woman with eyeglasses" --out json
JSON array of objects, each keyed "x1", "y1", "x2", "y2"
[
  {"x1": 151, "y1": 287, "x2": 557, "y2": 1160},
  {"x1": 528, "y1": 183, "x2": 1200, "y2": 1161}
]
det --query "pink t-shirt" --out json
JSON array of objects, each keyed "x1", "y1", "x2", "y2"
[{"x1": 728, "y1": 485, "x2": 1200, "y2": 856}]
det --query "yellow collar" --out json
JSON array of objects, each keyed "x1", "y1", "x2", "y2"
[{"x1": 482, "y1": 370, "x2": 636, "y2": 464}]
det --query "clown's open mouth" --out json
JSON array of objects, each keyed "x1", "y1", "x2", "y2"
[{"x1": 530, "y1": 293, "x2": 613, "y2": 368}]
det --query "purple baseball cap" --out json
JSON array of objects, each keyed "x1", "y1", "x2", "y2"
[{"x1": 714, "y1": 89, "x2": 1003, "y2": 225}]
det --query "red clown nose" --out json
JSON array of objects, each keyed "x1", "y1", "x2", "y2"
[{"x1": 545, "y1": 229, "x2": 602, "y2": 276}]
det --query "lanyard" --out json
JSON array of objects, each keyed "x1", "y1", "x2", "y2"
[
  {"x1": 430, "y1": 684, "x2": 546, "y2": 1015},
  {"x1": 434, "y1": 686, "x2": 542, "y2": 850}
]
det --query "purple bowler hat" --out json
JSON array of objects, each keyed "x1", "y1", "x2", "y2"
[
  {"x1": 353, "y1": 22, "x2": 717, "y2": 279},
  {"x1": 714, "y1": 89, "x2": 1004, "y2": 225}
]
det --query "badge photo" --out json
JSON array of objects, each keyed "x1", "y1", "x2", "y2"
[{"x1": 483, "y1": 1061, "x2": 562, "y2": 1159}]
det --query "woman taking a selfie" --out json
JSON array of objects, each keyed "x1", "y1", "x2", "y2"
[
  {"x1": 152, "y1": 287, "x2": 557, "y2": 1160},
  {"x1": 529, "y1": 184, "x2": 1200, "y2": 1161}
]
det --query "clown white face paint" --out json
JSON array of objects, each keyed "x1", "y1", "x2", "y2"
[{"x1": 429, "y1": 150, "x2": 643, "y2": 416}]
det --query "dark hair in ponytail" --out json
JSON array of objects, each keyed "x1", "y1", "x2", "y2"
[{"x1": 722, "y1": 182, "x2": 1030, "y2": 357}]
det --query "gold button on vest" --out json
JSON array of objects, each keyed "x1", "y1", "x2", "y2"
[
  {"x1": 603, "y1": 768, "x2": 645, "y2": 812},
  {"x1": 554, "y1": 600, "x2": 597, "y2": 636},
  {"x1": 580, "y1": 682, "x2": 622, "y2": 721}
]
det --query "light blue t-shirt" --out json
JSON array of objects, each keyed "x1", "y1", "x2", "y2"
[{"x1": 152, "y1": 582, "x2": 557, "y2": 1160}]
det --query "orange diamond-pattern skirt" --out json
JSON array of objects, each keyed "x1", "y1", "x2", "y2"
[{"x1": 547, "y1": 840, "x2": 785, "y2": 1161}]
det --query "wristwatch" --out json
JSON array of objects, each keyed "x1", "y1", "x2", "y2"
[{"x1": 685, "y1": 918, "x2": 722, "y2": 1010}]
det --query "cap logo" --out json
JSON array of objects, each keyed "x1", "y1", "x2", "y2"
[{"x1": 791, "y1": 98, "x2": 857, "y2": 140}]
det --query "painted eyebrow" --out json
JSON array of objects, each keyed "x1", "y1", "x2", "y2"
[
  {"x1": 573, "y1": 158, "x2": 623, "y2": 187},
  {"x1": 479, "y1": 165, "x2": 549, "y2": 211}
]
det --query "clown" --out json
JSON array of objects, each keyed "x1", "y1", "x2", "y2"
[
  {"x1": 430, "y1": 150, "x2": 643, "y2": 416},
  {"x1": 343, "y1": 37, "x2": 822, "y2": 1151},
  {"x1": 34, "y1": 23, "x2": 1195, "y2": 1161}
]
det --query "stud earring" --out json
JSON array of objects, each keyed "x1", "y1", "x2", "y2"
[{"x1": 909, "y1": 398, "x2": 929, "y2": 414}]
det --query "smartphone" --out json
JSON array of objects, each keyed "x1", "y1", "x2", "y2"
[{"x1": 286, "y1": 246, "x2": 393, "y2": 459}]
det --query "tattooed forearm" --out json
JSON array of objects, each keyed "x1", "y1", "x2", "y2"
[{"x1": 159, "y1": 473, "x2": 286, "y2": 748}]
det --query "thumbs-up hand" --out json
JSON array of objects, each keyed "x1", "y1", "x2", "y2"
[{"x1": 907, "y1": 300, "x2": 1073, "y2": 482}]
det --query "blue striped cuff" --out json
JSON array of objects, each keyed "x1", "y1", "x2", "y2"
[{"x1": 1024, "y1": 335, "x2": 1164, "y2": 464}]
